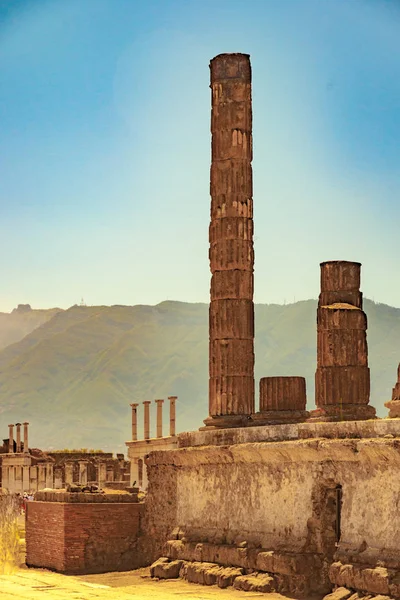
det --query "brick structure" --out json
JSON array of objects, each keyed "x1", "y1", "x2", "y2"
[
  {"x1": 204, "y1": 53, "x2": 255, "y2": 428},
  {"x1": 252, "y1": 376, "x2": 309, "y2": 424},
  {"x1": 384, "y1": 363, "x2": 400, "y2": 417},
  {"x1": 311, "y1": 261, "x2": 376, "y2": 421},
  {"x1": 26, "y1": 492, "x2": 143, "y2": 574}
]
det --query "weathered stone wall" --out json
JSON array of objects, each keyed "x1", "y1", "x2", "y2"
[
  {"x1": 26, "y1": 498, "x2": 144, "y2": 574},
  {"x1": 143, "y1": 436, "x2": 400, "y2": 579}
]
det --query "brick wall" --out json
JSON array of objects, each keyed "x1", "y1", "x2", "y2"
[{"x1": 26, "y1": 500, "x2": 144, "y2": 574}]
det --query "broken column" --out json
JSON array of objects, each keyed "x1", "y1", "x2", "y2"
[
  {"x1": 155, "y1": 399, "x2": 164, "y2": 438},
  {"x1": 15, "y1": 423, "x2": 21, "y2": 453},
  {"x1": 310, "y1": 261, "x2": 376, "y2": 421},
  {"x1": 143, "y1": 401, "x2": 151, "y2": 439},
  {"x1": 130, "y1": 403, "x2": 139, "y2": 441},
  {"x1": 8, "y1": 424, "x2": 14, "y2": 453},
  {"x1": 168, "y1": 396, "x2": 177, "y2": 436},
  {"x1": 23, "y1": 421, "x2": 29, "y2": 453},
  {"x1": 252, "y1": 377, "x2": 309, "y2": 424},
  {"x1": 78, "y1": 461, "x2": 88, "y2": 486},
  {"x1": 384, "y1": 363, "x2": 400, "y2": 417},
  {"x1": 204, "y1": 53, "x2": 255, "y2": 428}
]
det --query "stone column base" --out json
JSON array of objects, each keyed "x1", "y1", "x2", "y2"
[
  {"x1": 201, "y1": 414, "x2": 251, "y2": 429},
  {"x1": 251, "y1": 410, "x2": 309, "y2": 425},
  {"x1": 308, "y1": 404, "x2": 376, "y2": 422},
  {"x1": 384, "y1": 400, "x2": 400, "y2": 418}
]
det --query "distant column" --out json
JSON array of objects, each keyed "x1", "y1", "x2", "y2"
[
  {"x1": 143, "y1": 401, "x2": 151, "y2": 440},
  {"x1": 2, "y1": 466, "x2": 9, "y2": 491},
  {"x1": 155, "y1": 399, "x2": 164, "y2": 438},
  {"x1": 168, "y1": 396, "x2": 177, "y2": 436},
  {"x1": 130, "y1": 457, "x2": 139, "y2": 488},
  {"x1": 97, "y1": 462, "x2": 107, "y2": 488},
  {"x1": 15, "y1": 423, "x2": 21, "y2": 453},
  {"x1": 205, "y1": 53, "x2": 255, "y2": 428},
  {"x1": 8, "y1": 424, "x2": 14, "y2": 453},
  {"x1": 22, "y1": 466, "x2": 30, "y2": 492},
  {"x1": 45, "y1": 464, "x2": 53, "y2": 489},
  {"x1": 130, "y1": 403, "x2": 139, "y2": 441},
  {"x1": 311, "y1": 261, "x2": 376, "y2": 421},
  {"x1": 23, "y1": 422, "x2": 29, "y2": 453},
  {"x1": 65, "y1": 462, "x2": 74, "y2": 485},
  {"x1": 78, "y1": 461, "x2": 88, "y2": 485}
]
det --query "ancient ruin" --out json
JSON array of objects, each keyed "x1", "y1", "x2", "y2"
[
  {"x1": 311, "y1": 260, "x2": 376, "y2": 421},
  {"x1": 252, "y1": 376, "x2": 309, "y2": 424},
  {"x1": 205, "y1": 53, "x2": 255, "y2": 428},
  {"x1": 125, "y1": 397, "x2": 178, "y2": 490},
  {"x1": 385, "y1": 363, "x2": 400, "y2": 417}
]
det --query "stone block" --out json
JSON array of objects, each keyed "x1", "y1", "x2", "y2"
[
  {"x1": 209, "y1": 299, "x2": 254, "y2": 340},
  {"x1": 210, "y1": 270, "x2": 253, "y2": 301},
  {"x1": 315, "y1": 366, "x2": 370, "y2": 406},
  {"x1": 153, "y1": 559, "x2": 184, "y2": 579},
  {"x1": 317, "y1": 330, "x2": 368, "y2": 367},
  {"x1": 233, "y1": 572, "x2": 275, "y2": 593},
  {"x1": 211, "y1": 194, "x2": 253, "y2": 219},
  {"x1": 210, "y1": 339, "x2": 254, "y2": 377},
  {"x1": 210, "y1": 160, "x2": 252, "y2": 197},
  {"x1": 209, "y1": 239, "x2": 254, "y2": 271},
  {"x1": 320, "y1": 261, "x2": 361, "y2": 293},
  {"x1": 259, "y1": 377, "x2": 306, "y2": 412},
  {"x1": 317, "y1": 307, "x2": 367, "y2": 331},
  {"x1": 209, "y1": 217, "x2": 253, "y2": 244},
  {"x1": 319, "y1": 290, "x2": 363, "y2": 309},
  {"x1": 322, "y1": 587, "x2": 353, "y2": 600},
  {"x1": 211, "y1": 129, "x2": 252, "y2": 161},
  {"x1": 209, "y1": 376, "x2": 255, "y2": 416}
]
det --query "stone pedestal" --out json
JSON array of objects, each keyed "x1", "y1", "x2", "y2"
[
  {"x1": 252, "y1": 376, "x2": 309, "y2": 425},
  {"x1": 205, "y1": 53, "x2": 255, "y2": 428}
]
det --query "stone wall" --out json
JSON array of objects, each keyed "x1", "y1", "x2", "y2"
[
  {"x1": 26, "y1": 494, "x2": 144, "y2": 574},
  {"x1": 142, "y1": 431, "x2": 400, "y2": 595}
]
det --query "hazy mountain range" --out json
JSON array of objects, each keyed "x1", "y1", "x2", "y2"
[{"x1": 0, "y1": 299, "x2": 399, "y2": 454}]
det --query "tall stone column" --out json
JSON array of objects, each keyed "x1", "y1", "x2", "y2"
[
  {"x1": 311, "y1": 261, "x2": 376, "y2": 421},
  {"x1": 23, "y1": 466, "x2": 30, "y2": 492},
  {"x1": 130, "y1": 403, "x2": 139, "y2": 441},
  {"x1": 8, "y1": 424, "x2": 14, "y2": 453},
  {"x1": 97, "y1": 462, "x2": 107, "y2": 488},
  {"x1": 143, "y1": 401, "x2": 151, "y2": 439},
  {"x1": 155, "y1": 399, "x2": 164, "y2": 438},
  {"x1": 23, "y1": 422, "x2": 29, "y2": 453},
  {"x1": 78, "y1": 461, "x2": 88, "y2": 485},
  {"x1": 15, "y1": 423, "x2": 21, "y2": 453},
  {"x1": 65, "y1": 462, "x2": 74, "y2": 485},
  {"x1": 46, "y1": 464, "x2": 53, "y2": 489},
  {"x1": 130, "y1": 457, "x2": 139, "y2": 488},
  {"x1": 205, "y1": 53, "x2": 255, "y2": 428},
  {"x1": 168, "y1": 396, "x2": 177, "y2": 436}
]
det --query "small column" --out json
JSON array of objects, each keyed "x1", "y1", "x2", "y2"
[
  {"x1": 130, "y1": 457, "x2": 139, "y2": 487},
  {"x1": 23, "y1": 422, "x2": 29, "y2": 453},
  {"x1": 65, "y1": 462, "x2": 74, "y2": 485},
  {"x1": 15, "y1": 423, "x2": 21, "y2": 453},
  {"x1": 8, "y1": 466, "x2": 15, "y2": 493},
  {"x1": 97, "y1": 462, "x2": 107, "y2": 488},
  {"x1": 252, "y1": 376, "x2": 309, "y2": 424},
  {"x1": 143, "y1": 401, "x2": 151, "y2": 440},
  {"x1": 130, "y1": 403, "x2": 139, "y2": 441},
  {"x1": 78, "y1": 461, "x2": 88, "y2": 485},
  {"x1": 8, "y1": 424, "x2": 14, "y2": 453},
  {"x1": 168, "y1": 396, "x2": 177, "y2": 436},
  {"x1": 45, "y1": 464, "x2": 53, "y2": 488},
  {"x1": 23, "y1": 466, "x2": 30, "y2": 492},
  {"x1": 38, "y1": 464, "x2": 46, "y2": 490},
  {"x1": 155, "y1": 399, "x2": 164, "y2": 438},
  {"x1": 2, "y1": 466, "x2": 9, "y2": 491}
]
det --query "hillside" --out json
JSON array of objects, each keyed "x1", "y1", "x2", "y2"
[
  {"x1": 0, "y1": 304, "x2": 62, "y2": 351},
  {"x1": 0, "y1": 299, "x2": 399, "y2": 453}
]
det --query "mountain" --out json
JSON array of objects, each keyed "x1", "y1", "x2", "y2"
[
  {"x1": 0, "y1": 299, "x2": 399, "y2": 453},
  {"x1": 0, "y1": 304, "x2": 62, "y2": 351}
]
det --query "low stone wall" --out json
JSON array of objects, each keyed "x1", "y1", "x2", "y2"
[
  {"x1": 26, "y1": 492, "x2": 144, "y2": 574},
  {"x1": 142, "y1": 433, "x2": 400, "y2": 597}
]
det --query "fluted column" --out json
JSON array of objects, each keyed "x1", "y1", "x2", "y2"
[
  {"x1": 205, "y1": 53, "x2": 255, "y2": 428},
  {"x1": 23, "y1": 422, "x2": 29, "y2": 453},
  {"x1": 311, "y1": 261, "x2": 376, "y2": 421},
  {"x1": 8, "y1": 424, "x2": 14, "y2": 453},
  {"x1": 143, "y1": 401, "x2": 151, "y2": 440},
  {"x1": 15, "y1": 423, "x2": 21, "y2": 453},
  {"x1": 168, "y1": 396, "x2": 177, "y2": 436},
  {"x1": 155, "y1": 399, "x2": 164, "y2": 438},
  {"x1": 130, "y1": 403, "x2": 139, "y2": 441}
]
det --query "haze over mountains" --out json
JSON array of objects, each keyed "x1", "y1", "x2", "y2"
[{"x1": 0, "y1": 300, "x2": 399, "y2": 454}]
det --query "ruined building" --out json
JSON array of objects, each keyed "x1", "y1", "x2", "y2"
[
  {"x1": 24, "y1": 52, "x2": 400, "y2": 600},
  {"x1": 126, "y1": 397, "x2": 178, "y2": 490}
]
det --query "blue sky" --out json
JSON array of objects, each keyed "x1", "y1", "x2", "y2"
[{"x1": 1, "y1": 0, "x2": 399, "y2": 312}]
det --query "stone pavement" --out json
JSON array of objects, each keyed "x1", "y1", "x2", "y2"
[{"x1": 0, "y1": 566, "x2": 286, "y2": 599}]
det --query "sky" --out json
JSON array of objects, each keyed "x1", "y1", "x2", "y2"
[{"x1": 0, "y1": 0, "x2": 399, "y2": 312}]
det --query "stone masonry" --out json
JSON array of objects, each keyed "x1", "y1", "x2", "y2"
[
  {"x1": 252, "y1": 376, "x2": 309, "y2": 424},
  {"x1": 205, "y1": 53, "x2": 255, "y2": 428},
  {"x1": 311, "y1": 261, "x2": 376, "y2": 421}
]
